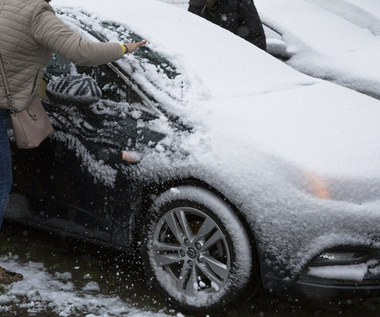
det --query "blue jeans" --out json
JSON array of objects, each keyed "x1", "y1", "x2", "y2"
[{"x1": 0, "y1": 109, "x2": 12, "y2": 228}]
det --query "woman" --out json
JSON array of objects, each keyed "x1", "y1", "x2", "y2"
[{"x1": 0, "y1": 0, "x2": 146, "y2": 284}]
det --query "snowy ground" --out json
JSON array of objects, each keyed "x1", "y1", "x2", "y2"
[
  {"x1": 0, "y1": 222, "x2": 176, "y2": 317},
  {"x1": 0, "y1": 221, "x2": 379, "y2": 317},
  {"x1": 0, "y1": 258, "x2": 171, "y2": 317}
]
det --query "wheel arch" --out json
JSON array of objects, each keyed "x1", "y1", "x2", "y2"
[
  {"x1": 130, "y1": 177, "x2": 254, "y2": 242},
  {"x1": 129, "y1": 177, "x2": 263, "y2": 294}
]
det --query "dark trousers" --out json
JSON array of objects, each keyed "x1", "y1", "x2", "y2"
[
  {"x1": 189, "y1": 1, "x2": 267, "y2": 51},
  {"x1": 0, "y1": 109, "x2": 12, "y2": 228}
]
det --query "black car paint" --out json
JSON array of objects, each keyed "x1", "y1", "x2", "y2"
[
  {"x1": 11, "y1": 40, "x2": 173, "y2": 248},
  {"x1": 8, "y1": 9, "x2": 380, "y2": 308}
]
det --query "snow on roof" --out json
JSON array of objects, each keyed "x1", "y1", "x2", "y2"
[
  {"x1": 255, "y1": 0, "x2": 380, "y2": 99},
  {"x1": 29, "y1": 0, "x2": 380, "y2": 281},
  {"x1": 305, "y1": 0, "x2": 380, "y2": 35},
  {"x1": 54, "y1": 0, "x2": 317, "y2": 102},
  {"x1": 343, "y1": 0, "x2": 380, "y2": 22}
]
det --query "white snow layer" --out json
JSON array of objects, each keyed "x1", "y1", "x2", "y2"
[
  {"x1": 162, "y1": 0, "x2": 380, "y2": 99},
  {"x1": 53, "y1": 0, "x2": 380, "y2": 177},
  {"x1": 49, "y1": 0, "x2": 380, "y2": 277},
  {"x1": 0, "y1": 256, "x2": 175, "y2": 317},
  {"x1": 308, "y1": 261, "x2": 380, "y2": 282},
  {"x1": 255, "y1": 0, "x2": 380, "y2": 99},
  {"x1": 342, "y1": 0, "x2": 380, "y2": 22}
]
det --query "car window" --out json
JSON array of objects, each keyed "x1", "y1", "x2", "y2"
[
  {"x1": 45, "y1": 53, "x2": 142, "y2": 105},
  {"x1": 44, "y1": 52, "x2": 164, "y2": 150},
  {"x1": 45, "y1": 53, "x2": 72, "y2": 78},
  {"x1": 77, "y1": 64, "x2": 143, "y2": 105},
  {"x1": 101, "y1": 22, "x2": 180, "y2": 80},
  {"x1": 56, "y1": 8, "x2": 186, "y2": 106}
]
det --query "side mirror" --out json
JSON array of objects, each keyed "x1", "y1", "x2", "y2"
[{"x1": 46, "y1": 74, "x2": 102, "y2": 106}]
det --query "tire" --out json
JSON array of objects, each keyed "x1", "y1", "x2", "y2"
[{"x1": 141, "y1": 185, "x2": 257, "y2": 313}]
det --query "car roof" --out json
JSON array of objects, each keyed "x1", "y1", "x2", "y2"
[
  {"x1": 54, "y1": 0, "x2": 317, "y2": 101},
  {"x1": 256, "y1": 0, "x2": 380, "y2": 100}
]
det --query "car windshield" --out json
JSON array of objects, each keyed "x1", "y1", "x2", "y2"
[{"x1": 56, "y1": 8, "x2": 186, "y2": 108}]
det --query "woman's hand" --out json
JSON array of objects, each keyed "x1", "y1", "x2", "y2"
[{"x1": 125, "y1": 40, "x2": 148, "y2": 54}]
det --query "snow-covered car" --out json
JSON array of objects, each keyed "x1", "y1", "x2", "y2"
[
  {"x1": 256, "y1": 0, "x2": 380, "y2": 99},
  {"x1": 7, "y1": 0, "x2": 380, "y2": 313}
]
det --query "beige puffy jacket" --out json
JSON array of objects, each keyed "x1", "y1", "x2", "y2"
[{"x1": 0, "y1": 0, "x2": 124, "y2": 111}]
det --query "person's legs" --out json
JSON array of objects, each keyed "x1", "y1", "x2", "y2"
[
  {"x1": 0, "y1": 109, "x2": 12, "y2": 228},
  {"x1": 0, "y1": 109, "x2": 22, "y2": 284}
]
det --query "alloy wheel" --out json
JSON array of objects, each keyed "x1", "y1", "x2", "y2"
[{"x1": 149, "y1": 207, "x2": 231, "y2": 297}]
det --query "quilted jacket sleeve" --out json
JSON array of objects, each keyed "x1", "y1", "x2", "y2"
[{"x1": 30, "y1": 2, "x2": 124, "y2": 66}]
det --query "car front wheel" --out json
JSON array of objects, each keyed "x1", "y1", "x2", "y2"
[{"x1": 141, "y1": 185, "x2": 257, "y2": 313}]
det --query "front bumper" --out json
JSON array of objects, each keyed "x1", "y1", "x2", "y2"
[
  {"x1": 261, "y1": 247, "x2": 380, "y2": 300},
  {"x1": 296, "y1": 248, "x2": 380, "y2": 299},
  {"x1": 296, "y1": 280, "x2": 380, "y2": 299}
]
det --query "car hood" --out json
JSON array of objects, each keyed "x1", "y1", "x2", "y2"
[
  {"x1": 199, "y1": 81, "x2": 380, "y2": 176},
  {"x1": 168, "y1": 80, "x2": 380, "y2": 206}
]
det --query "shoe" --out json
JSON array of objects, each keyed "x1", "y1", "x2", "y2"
[{"x1": 0, "y1": 265, "x2": 23, "y2": 284}]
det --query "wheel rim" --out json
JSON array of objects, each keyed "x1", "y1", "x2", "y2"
[{"x1": 149, "y1": 207, "x2": 231, "y2": 298}]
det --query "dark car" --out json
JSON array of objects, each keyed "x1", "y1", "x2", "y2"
[{"x1": 6, "y1": 1, "x2": 380, "y2": 314}]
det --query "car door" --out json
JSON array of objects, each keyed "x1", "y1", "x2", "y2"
[
  {"x1": 10, "y1": 9, "x2": 183, "y2": 244},
  {"x1": 44, "y1": 53, "x2": 167, "y2": 240},
  {"x1": 9, "y1": 51, "x2": 163, "y2": 243}
]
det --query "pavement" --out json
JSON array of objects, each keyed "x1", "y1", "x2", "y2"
[{"x1": 1, "y1": 220, "x2": 380, "y2": 317}]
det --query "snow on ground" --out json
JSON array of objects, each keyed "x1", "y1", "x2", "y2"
[{"x1": 0, "y1": 255, "x2": 176, "y2": 317}]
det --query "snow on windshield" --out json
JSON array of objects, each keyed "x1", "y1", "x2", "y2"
[
  {"x1": 55, "y1": 0, "x2": 317, "y2": 103},
  {"x1": 56, "y1": 8, "x2": 186, "y2": 108}
]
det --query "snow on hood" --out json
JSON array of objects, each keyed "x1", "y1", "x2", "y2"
[{"x1": 193, "y1": 82, "x2": 380, "y2": 178}]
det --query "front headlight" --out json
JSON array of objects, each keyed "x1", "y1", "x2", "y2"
[{"x1": 303, "y1": 172, "x2": 330, "y2": 199}]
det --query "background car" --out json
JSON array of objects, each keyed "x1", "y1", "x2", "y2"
[
  {"x1": 255, "y1": 0, "x2": 380, "y2": 100},
  {"x1": 159, "y1": 0, "x2": 380, "y2": 99},
  {"x1": 6, "y1": 0, "x2": 380, "y2": 314}
]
